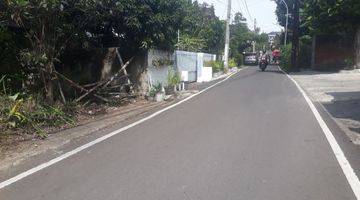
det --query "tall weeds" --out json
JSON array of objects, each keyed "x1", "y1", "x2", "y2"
[{"x1": 0, "y1": 76, "x2": 75, "y2": 138}]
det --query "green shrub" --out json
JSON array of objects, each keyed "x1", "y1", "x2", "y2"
[
  {"x1": 234, "y1": 53, "x2": 244, "y2": 66},
  {"x1": 280, "y1": 44, "x2": 292, "y2": 72},
  {"x1": 206, "y1": 60, "x2": 224, "y2": 73},
  {"x1": 0, "y1": 94, "x2": 75, "y2": 138},
  {"x1": 167, "y1": 68, "x2": 181, "y2": 87},
  {"x1": 229, "y1": 58, "x2": 237, "y2": 68},
  {"x1": 148, "y1": 82, "x2": 162, "y2": 97}
]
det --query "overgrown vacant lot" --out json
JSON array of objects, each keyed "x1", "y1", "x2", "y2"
[{"x1": 0, "y1": 88, "x2": 147, "y2": 150}]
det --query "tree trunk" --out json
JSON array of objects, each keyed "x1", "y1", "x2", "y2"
[
  {"x1": 45, "y1": 75, "x2": 54, "y2": 104},
  {"x1": 44, "y1": 63, "x2": 54, "y2": 104},
  {"x1": 355, "y1": 26, "x2": 360, "y2": 69},
  {"x1": 101, "y1": 48, "x2": 117, "y2": 80}
]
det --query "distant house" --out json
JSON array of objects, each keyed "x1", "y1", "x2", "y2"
[{"x1": 267, "y1": 31, "x2": 280, "y2": 45}]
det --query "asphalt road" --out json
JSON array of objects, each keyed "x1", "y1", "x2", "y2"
[{"x1": 0, "y1": 66, "x2": 357, "y2": 200}]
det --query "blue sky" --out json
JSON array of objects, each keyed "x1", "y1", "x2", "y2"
[{"x1": 197, "y1": 0, "x2": 282, "y2": 33}]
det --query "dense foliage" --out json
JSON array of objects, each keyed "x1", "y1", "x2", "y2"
[
  {"x1": 0, "y1": 0, "x2": 191, "y2": 103},
  {"x1": 279, "y1": 44, "x2": 292, "y2": 71},
  {"x1": 178, "y1": 2, "x2": 225, "y2": 54},
  {"x1": 275, "y1": 0, "x2": 360, "y2": 36},
  {"x1": 275, "y1": 0, "x2": 360, "y2": 68},
  {"x1": 302, "y1": 0, "x2": 360, "y2": 34}
]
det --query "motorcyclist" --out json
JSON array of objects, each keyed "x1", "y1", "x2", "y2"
[
  {"x1": 272, "y1": 49, "x2": 280, "y2": 64},
  {"x1": 260, "y1": 50, "x2": 270, "y2": 65}
]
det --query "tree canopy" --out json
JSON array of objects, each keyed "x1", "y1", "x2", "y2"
[
  {"x1": 275, "y1": 0, "x2": 360, "y2": 35},
  {"x1": 178, "y1": 1, "x2": 225, "y2": 54},
  {"x1": 229, "y1": 12, "x2": 269, "y2": 64},
  {"x1": 302, "y1": 0, "x2": 360, "y2": 34}
]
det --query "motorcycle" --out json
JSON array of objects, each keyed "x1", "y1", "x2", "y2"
[{"x1": 259, "y1": 55, "x2": 268, "y2": 71}]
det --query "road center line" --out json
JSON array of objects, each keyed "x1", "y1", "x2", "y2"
[
  {"x1": 281, "y1": 67, "x2": 360, "y2": 200},
  {"x1": 0, "y1": 70, "x2": 240, "y2": 190}
]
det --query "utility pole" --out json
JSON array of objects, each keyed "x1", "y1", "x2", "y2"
[
  {"x1": 252, "y1": 41, "x2": 256, "y2": 53},
  {"x1": 271, "y1": 0, "x2": 288, "y2": 45},
  {"x1": 291, "y1": 0, "x2": 300, "y2": 71},
  {"x1": 224, "y1": 0, "x2": 231, "y2": 70},
  {"x1": 254, "y1": 18, "x2": 257, "y2": 32}
]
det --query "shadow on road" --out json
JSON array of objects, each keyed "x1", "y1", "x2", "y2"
[
  {"x1": 323, "y1": 91, "x2": 360, "y2": 134},
  {"x1": 261, "y1": 69, "x2": 284, "y2": 74},
  {"x1": 289, "y1": 69, "x2": 349, "y2": 76}
]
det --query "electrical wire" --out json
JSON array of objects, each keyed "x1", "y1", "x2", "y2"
[
  {"x1": 210, "y1": 0, "x2": 241, "y2": 18},
  {"x1": 234, "y1": 0, "x2": 244, "y2": 16},
  {"x1": 242, "y1": 0, "x2": 253, "y2": 23}
]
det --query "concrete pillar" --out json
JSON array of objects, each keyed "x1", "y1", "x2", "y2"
[{"x1": 197, "y1": 53, "x2": 204, "y2": 82}]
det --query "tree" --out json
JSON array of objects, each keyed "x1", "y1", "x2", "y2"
[
  {"x1": 1, "y1": 0, "x2": 89, "y2": 103},
  {"x1": 275, "y1": 0, "x2": 294, "y2": 29},
  {"x1": 180, "y1": 2, "x2": 225, "y2": 54},
  {"x1": 229, "y1": 13, "x2": 252, "y2": 64},
  {"x1": 73, "y1": 0, "x2": 190, "y2": 57},
  {"x1": 253, "y1": 33, "x2": 270, "y2": 51},
  {"x1": 302, "y1": 0, "x2": 360, "y2": 34},
  {"x1": 302, "y1": 0, "x2": 360, "y2": 67},
  {"x1": 1, "y1": 0, "x2": 192, "y2": 103},
  {"x1": 175, "y1": 34, "x2": 206, "y2": 52}
]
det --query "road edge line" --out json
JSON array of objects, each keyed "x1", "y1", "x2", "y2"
[
  {"x1": 280, "y1": 67, "x2": 360, "y2": 199},
  {"x1": 0, "y1": 69, "x2": 240, "y2": 189}
]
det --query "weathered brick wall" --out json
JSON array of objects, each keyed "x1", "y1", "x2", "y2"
[{"x1": 313, "y1": 34, "x2": 354, "y2": 70}]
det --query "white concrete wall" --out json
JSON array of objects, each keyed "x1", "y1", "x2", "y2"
[
  {"x1": 147, "y1": 49, "x2": 174, "y2": 87},
  {"x1": 198, "y1": 67, "x2": 213, "y2": 82},
  {"x1": 147, "y1": 49, "x2": 216, "y2": 86}
]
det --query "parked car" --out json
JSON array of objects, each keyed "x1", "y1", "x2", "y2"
[{"x1": 244, "y1": 52, "x2": 258, "y2": 65}]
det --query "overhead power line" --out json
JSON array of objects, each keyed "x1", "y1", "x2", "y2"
[
  {"x1": 210, "y1": 0, "x2": 240, "y2": 19},
  {"x1": 242, "y1": 0, "x2": 253, "y2": 23},
  {"x1": 234, "y1": 0, "x2": 244, "y2": 16}
]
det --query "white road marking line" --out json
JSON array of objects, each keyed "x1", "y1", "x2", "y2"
[
  {"x1": 0, "y1": 70, "x2": 240, "y2": 189},
  {"x1": 280, "y1": 67, "x2": 360, "y2": 200}
]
